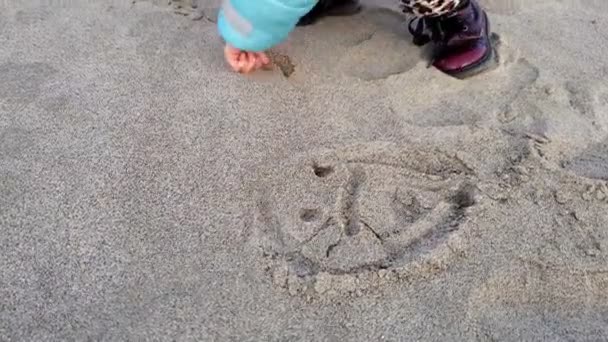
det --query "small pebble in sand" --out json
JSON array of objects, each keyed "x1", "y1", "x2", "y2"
[
  {"x1": 272, "y1": 266, "x2": 289, "y2": 288},
  {"x1": 427, "y1": 174, "x2": 444, "y2": 181},
  {"x1": 582, "y1": 191, "x2": 592, "y2": 201},
  {"x1": 554, "y1": 190, "x2": 569, "y2": 204},
  {"x1": 314, "y1": 274, "x2": 332, "y2": 295},
  {"x1": 513, "y1": 165, "x2": 529, "y2": 176},
  {"x1": 599, "y1": 183, "x2": 608, "y2": 195},
  {"x1": 570, "y1": 211, "x2": 581, "y2": 221},
  {"x1": 584, "y1": 248, "x2": 598, "y2": 257},
  {"x1": 582, "y1": 184, "x2": 595, "y2": 201}
]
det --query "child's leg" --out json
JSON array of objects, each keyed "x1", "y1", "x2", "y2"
[
  {"x1": 297, "y1": 0, "x2": 361, "y2": 26},
  {"x1": 401, "y1": 0, "x2": 493, "y2": 78}
]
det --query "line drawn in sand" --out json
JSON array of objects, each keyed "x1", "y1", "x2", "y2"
[{"x1": 251, "y1": 142, "x2": 480, "y2": 297}]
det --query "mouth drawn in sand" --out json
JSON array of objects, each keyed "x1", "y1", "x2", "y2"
[{"x1": 252, "y1": 142, "x2": 479, "y2": 297}]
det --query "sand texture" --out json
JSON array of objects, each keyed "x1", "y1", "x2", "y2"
[{"x1": 1, "y1": 0, "x2": 608, "y2": 340}]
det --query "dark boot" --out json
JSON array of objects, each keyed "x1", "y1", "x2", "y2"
[
  {"x1": 408, "y1": 0, "x2": 494, "y2": 78},
  {"x1": 297, "y1": 0, "x2": 362, "y2": 26}
]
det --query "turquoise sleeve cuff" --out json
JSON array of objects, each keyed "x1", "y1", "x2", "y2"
[
  {"x1": 217, "y1": 9, "x2": 288, "y2": 52},
  {"x1": 216, "y1": 0, "x2": 317, "y2": 52}
]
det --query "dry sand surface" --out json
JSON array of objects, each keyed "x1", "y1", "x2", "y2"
[{"x1": 1, "y1": 0, "x2": 608, "y2": 340}]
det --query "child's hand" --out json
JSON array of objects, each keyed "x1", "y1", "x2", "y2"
[{"x1": 224, "y1": 44, "x2": 271, "y2": 74}]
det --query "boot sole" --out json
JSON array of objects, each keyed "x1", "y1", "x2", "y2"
[{"x1": 443, "y1": 11, "x2": 498, "y2": 79}]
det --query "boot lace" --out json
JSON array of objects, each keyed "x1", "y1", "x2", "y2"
[
  {"x1": 408, "y1": 15, "x2": 468, "y2": 46},
  {"x1": 407, "y1": 15, "x2": 468, "y2": 66}
]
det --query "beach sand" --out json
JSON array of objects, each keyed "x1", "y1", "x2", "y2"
[{"x1": 1, "y1": 0, "x2": 608, "y2": 340}]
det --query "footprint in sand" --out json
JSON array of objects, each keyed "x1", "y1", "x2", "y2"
[
  {"x1": 336, "y1": 8, "x2": 420, "y2": 81},
  {"x1": 481, "y1": 0, "x2": 523, "y2": 15},
  {"x1": 143, "y1": 0, "x2": 218, "y2": 20},
  {"x1": 251, "y1": 142, "x2": 478, "y2": 297},
  {"x1": 384, "y1": 42, "x2": 541, "y2": 127},
  {"x1": 282, "y1": 7, "x2": 420, "y2": 80},
  {"x1": 563, "y1": 79, "x2": 608, "y2": 131},
  {"x1": 466, "y1": 263, "x2": 608, "y2": 340},
  {"x1": 337, "y1": 29, "x2": 419, "y2": 81},
  {"x1": 0, "y1": 62, "x2": 57, "y2": 102},
  {"x1": 14, "y1": 8, "x2": 50, "y2": 24},
  {"x1": 511, "y1": 79, "x2": 608, "y2": 173},
  {"x1": 562, "y1": 139, "x2": 608, "y2": 201},
  {"x1": 564, "y1": 140, "x2": 608, "y2": 182}
]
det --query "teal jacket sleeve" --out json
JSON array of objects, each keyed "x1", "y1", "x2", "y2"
[{"x1": 217, "y1": 0, "x2": 317, "y2": 52}]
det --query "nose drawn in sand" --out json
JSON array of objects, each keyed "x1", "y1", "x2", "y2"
[{"x1": 253, "y1": 143, "x2": 478, "y2": 296}]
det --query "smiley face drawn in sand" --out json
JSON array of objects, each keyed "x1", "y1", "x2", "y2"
[{"x1": 252, "y1": 142, "x2": 479, "y2": 297}]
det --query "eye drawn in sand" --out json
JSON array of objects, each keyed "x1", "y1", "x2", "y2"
[{"x1": 252, "y1": 143, "x2": 478, "y2": 297}]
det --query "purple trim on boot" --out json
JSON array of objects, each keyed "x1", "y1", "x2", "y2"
[{"x1": 409, "y1": 0, "x2": 493, "y2": 77}]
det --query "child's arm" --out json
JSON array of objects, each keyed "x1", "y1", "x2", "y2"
[{"x1": 217, "y1": 0, "x2": 316, "y2": 73}]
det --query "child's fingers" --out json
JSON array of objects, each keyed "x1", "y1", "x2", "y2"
[
  {"x1": 228, "y1": 58, "x2": 240, "y2": 71},
  {"x1": 261, "y1": 53, "x2": 273, "y2": 70},
  {"x1": 243, "y1": 53, "x2": 257, "y2": 73},
  {"x1": 237, "y1": 53, "x2": 249, "y2": 72},
  {"x1": 224, "y1": 45, "x2": 238, "y2": 58},
  {"x1": 254, "y1": 57, "x2": 264, "y2": 70},
  {"x1": 225, "y1": 53, "x2": 240, "y2": 72},
  {"x1": 224, "y1": 46, "x2": 271, "y2": 73},
  {"x1": 259, "y1": 52, "x2": 270, "y2": 65},
  {"x1": 238, "y1": 51, "x2": 247, "y2": 62},
  {"x1": 237, "y1": 53, "x2": 251, "y2": 73},
  {"x1": 253, "y1": 53, "x2": 269, "y2": 69},
  {"x1": 224, "y1": 46, "x2": 241, "y2": 71}
]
